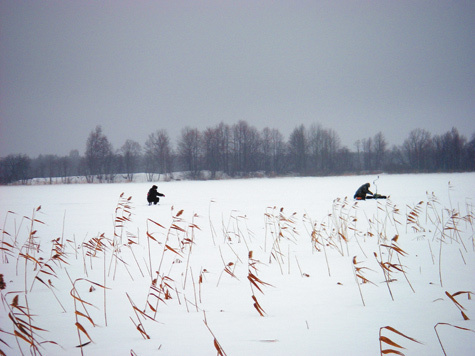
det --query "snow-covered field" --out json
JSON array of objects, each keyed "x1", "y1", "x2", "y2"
[{"x1": 1, "y1": 173, "x2": 474, "y2": 355}]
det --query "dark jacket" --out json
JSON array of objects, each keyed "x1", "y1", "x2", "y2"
[
  {"x1": 354, "y1": 183, "x2": 373, "y2": 200},
  {"x1": 147, "y1": 185, "x2": 165, "y2": 204}
]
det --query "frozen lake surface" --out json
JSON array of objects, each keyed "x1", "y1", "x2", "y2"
[{"x1": 1, "y1": 173, "x2": 474, "y2": 355}]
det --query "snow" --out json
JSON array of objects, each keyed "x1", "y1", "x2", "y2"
[{"x1": 1, "y1": 173, "x2": 474, "y2": 355}]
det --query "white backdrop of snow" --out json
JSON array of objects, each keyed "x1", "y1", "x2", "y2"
[{"x1": 1, "y1": 173, "x2": 474, "y2": 355}]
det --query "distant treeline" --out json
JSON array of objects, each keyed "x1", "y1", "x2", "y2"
[{"x1": 1, "y1": 121, "x2": 474, "y2": 184}]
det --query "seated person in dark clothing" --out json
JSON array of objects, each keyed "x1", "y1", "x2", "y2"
[
  {"x1": 147, "y1": 185, "x2": 165, "y2": 205},
  {"x1": 354, "y1": 183, "x2": 373, "y2": 200}
]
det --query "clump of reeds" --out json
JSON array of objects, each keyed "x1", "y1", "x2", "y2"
[
  {"x1": 29, "y1": 239, "x2": 69, "y2": 312},
  {"x1": 0, "y1": 290, "x2": 59, "y2": 355},
  {"x1": 145, "y1": 274, "x2": 176, "y2": 319},
  {"x1": 264, "y1": 207, "x2": 298, "y2": 274},
  {"x1": 15, "y1": 206, "x2": 45, "y2": 295}
]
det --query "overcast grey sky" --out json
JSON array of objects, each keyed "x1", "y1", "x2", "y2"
[{"x1": 1, "y1": 0, "x2": 474, "y2": 157}]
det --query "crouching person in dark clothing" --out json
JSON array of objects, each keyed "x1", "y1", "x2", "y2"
[
  {"x1": 354, "y1": 183, "x2": 373, "y2": 200},
  {"x1": 147, "y1": 185, "x2": 165, "y2": 205}
]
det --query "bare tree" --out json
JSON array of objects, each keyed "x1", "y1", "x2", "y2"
[
  {"x1": 385, "y1": 145, "x2": 406, "y2": 173},
  {"x1": 433, "y1": 127, "x2": 466, "y2": 171},
  {"x1": 178, "y1": 127, "x2": 202, "y2": 178},
  {"x1": 58, "y1": 156, "x2": 72, "y2": 184},
  {"x1": 308, "y1": 125, "x2": 340, "y2": 174},
  {"x1": 202, "y1": 123, "x2": 232, "y2": 178},
  {"x1": 288, "y1": 125, "x2": 308, "y2": 175},
  {"x1": 120, "y1": 139, "x2": 142, "y2": 181},
  {"x1": 0, "y1": 154, "x2": 31, "y2": 184},
  {"x1": 33, "y1": 154, "x2": 60, "y2": 184},
  {"x1": 321, "y1": 128, "x2": 340, "y2": 173},
  {"x1": 84, "y1": 126, "x2": 113, "y2": 183},
  {"x1": 144, "y1": 130, "x2": 173, "y2": 181},
  {"x1": 362, "y1": 137, "x2": 373, "y2": 171},
  {"x1": 466, "y1": 133, "x2": 475, "y2": 171},
  {"x1": 261, "y1": 127, "x2": 286, "y2": 175},
  {"x1": 354, "y1": 140, "x2": 362, "y2": 173},
  {"x1": 403, "y1": 128, "x2": 433, "y2": 171},
  {"x1": 230, "y1": 121, "x2": 261, "y2": 175},
  {"x1": 373, "y1": 132, "x2": 387, "y2": 171}
]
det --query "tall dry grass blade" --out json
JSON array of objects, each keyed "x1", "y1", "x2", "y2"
[
  {"x1": 352, "y1": 256, "x2": 376, "y2": 306},
  {"x1": 203, "y1": 311, "x2": 227, "y2": 356},
  {"x1": 445, "y1": 291, "x2": 471, "y2": 320},
  {"x1": 434, "y1": 322, "x2": 475, "y2": 356},
  {"x1": 126, "y1": 293, "x2": 152, "y2": 339},
  {"x1": 374, "y1": 253, "x2": 394, "y2": 301},
  {"x1": 252, "y1": 295, "x2": 266, "y2": 317},
  {"x1": 379, "y1": 326, "x2": 422, "y2": 356}
]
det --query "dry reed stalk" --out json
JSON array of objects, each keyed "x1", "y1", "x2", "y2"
[
  {"x1": 406, "y1": 201, "x2": 425, "y2": 233},
  {"x1": 217, "y1": 261, "x2": 239, "y2": 287},
  {"x1": 66, "y1": 272, "x2": 108, "y2": 353},
  {"x1": 203, "y1": 311, "x2": 227, "y2": 356},
  {"x1": 155, "y1": 210, "x2": 186, "y2": 281},
  {"x1": 312, "y1": 221, "x2": 331, "y2": 277},
  {"x1": 331, "y1": 198, "x2": 351, "y2": 256},
  {"x1": 248, "y1": 251, "x2": 272, "y2": 316},
  {"x1": 145, "y1": 274, "x2": 175, "y2": 319},
  {"x1": 183, "y1": 213, "x2": 200, "y2": 289},
  {"x1": 198, "y1": 268, "x2": 209, "y2": 303},
  {"x1": 27, "y1": 242, "x2": 68, "y2": 312},
  {"x1": 11, "y1": 215, "x2": 29, "y2": 253},
  {"x1": 446, "y1": 210, "x2": 467, "y2": 252},
  {"x1": 381, "y1": 236, "x2": 415, "y2": 293},
  {"x1": 16, "y1": 207, "x2": 44, "y2": 295},
  {"x1": 124, "y1": 231, "x2": 145, "y2": 277},
  {"x1": 108, "y1": 194, "x2": 133, "y2": 280},
  {"x1": 445, "y1": 291, "x2": 472, "y2": 320},
  {"x1": 264, "y1": 207, "x2": 275, "y2": 252},
  {"x1": 82, "y1": 233, "x2": 110, "y2": 325},
  {"x1": 381, "y1": 199, "x2": 401, "y2": 236},
  {"x1": 294, "y1": 256, "x2": 308, "y2": 277},
  {"x1": 379, "y1": 326, "x2": 422, "y2": 355},
  {"x1": 209, "y1": 200, "x2": 217, "y2": 246},
  {"x1": 1, "y1": 211, "x2": 17, "y2": 264},
  {"x1": 374, "y1": 253, "x2": 395, "y2": 301},
  {"x1": 462, "y1": 201, "x2": 475, "y2": 251},
  {"x1": 146, "y1": 218, "x2": 166, "y2": 280},
  {"x1": 216, "y1": 245, "x2": 239, "y2": 286},
  {"x1": 224, "y1": 243, "x2": 244, "y2": 265},
  {"x1": 189, "y1": 267, "x2": 199, "y2": 312},
  {"x1": 352, "y1": 256, "x2": 376, "y2": 306},
  {"x1": 438, "y1": 210, "x2": 445, "y2": 288},
  {"x1": 126, "y1": 293, "x2": 154, "y2": 339},
  {"x1": 347, "y1": 202, "x2": 368, "y2": 258},
  {"x1": 323, "y1": 213, "x2": 345, "y2": 257},
  {"x1": 236, "y1": 214, "x2": 250, "y2": 251},
  {"x1": 264, "y1": 207, "x2": 298, "y2": 274},
  {"x1": 434, "y1": 322, "x2": 475, "y2": 356},
  {"x1": 428, "y1": 240, "x2": 435, "y2": 264}
]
